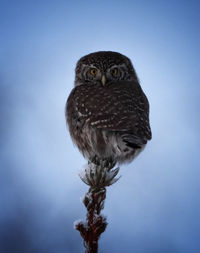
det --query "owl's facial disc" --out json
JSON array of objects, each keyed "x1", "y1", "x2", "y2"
[{"x1": 75, "y1": 51, "x2": 140, "y2": 87}]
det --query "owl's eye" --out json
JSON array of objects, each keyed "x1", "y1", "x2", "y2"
[
  {"x1": 90, "y1": 68, "x2": 97, "y2": 76},
  {"x1": 111, "y1": 68, "x2": 118, "y2": 76}
]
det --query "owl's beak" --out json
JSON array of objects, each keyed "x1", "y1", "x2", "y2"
[{"x1": 101, "y1": 75, "x2": 106, "y2": 86}]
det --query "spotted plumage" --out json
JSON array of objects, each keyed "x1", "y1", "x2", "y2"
[{"x1": 66, "y1": 51, "x2": 151, "y2": 165}]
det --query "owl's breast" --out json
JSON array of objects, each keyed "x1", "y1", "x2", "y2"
[{"x1": 66, "y1": 81, "x2": 151, "y2": 162}]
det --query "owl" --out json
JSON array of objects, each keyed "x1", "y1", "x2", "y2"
[{"x1": 66, "y1": 51, "x2": 151, "y2": 167}]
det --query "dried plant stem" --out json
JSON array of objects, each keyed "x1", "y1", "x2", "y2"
[
  {"x1": 75, "y1": 187, "x2": 107, "y2": 253},
  {"x1": 74, "y1": 161, "x2": 120, "y2": 253}
]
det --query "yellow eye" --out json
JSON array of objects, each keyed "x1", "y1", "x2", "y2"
[
  {"x1": 90, "y1": 68, "x2": 97, "y2": 76},
  {"x1": 112, "y1": 68, "x2": 118, "y2": 76}
]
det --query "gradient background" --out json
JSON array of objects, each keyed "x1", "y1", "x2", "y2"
[{"x1": 0, "y1": 0, "x2": 200, "y2": 252}]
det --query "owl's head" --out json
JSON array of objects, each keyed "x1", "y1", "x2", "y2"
[{"x1": 75, "y1": 51, "x2": 139, "y2": 86}]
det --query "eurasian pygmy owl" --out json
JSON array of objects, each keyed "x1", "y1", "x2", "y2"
[{"x1": 66, "y1": 51, "x2": 151, "y2": 166}]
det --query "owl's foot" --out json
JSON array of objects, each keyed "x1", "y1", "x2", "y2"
[{"x1": 89, "y1": 155, "x2": 116, "y2": 171}]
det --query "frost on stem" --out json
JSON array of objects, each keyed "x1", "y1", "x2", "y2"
[
  {"x1": 75, "y1": 161, "x2": 121, "y2": 253},
  {"x1": 79, "y1": 160, "x2": 121, "y2": 188}
]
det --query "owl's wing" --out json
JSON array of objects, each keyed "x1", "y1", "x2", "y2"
[{"x1": 68, "y1": 81, "x2": 151, "y2": 144}]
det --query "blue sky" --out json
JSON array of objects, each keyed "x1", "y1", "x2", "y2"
[{"x1": 0, "y1": 0, "x2": 200, "y2": 252}]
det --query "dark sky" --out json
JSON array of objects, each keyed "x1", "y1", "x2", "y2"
[{"x1": 0, "y1": 0, "x2": 200, "y2": 252}]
